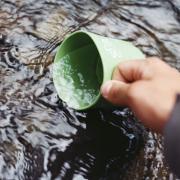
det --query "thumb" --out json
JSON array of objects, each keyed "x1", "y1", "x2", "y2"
[{"x1": 101, "y1": 80, "x2": 130, "y2": 106}]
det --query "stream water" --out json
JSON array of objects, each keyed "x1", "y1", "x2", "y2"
[{"x1": 0, "y1": 0, "x2": 180, "y2": 179}]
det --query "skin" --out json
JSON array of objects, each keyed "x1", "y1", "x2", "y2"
[{"x1": 101, "y1": 57, "x2": 180, "y2": 133}]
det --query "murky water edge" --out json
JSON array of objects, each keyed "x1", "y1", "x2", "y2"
[{"x1": 0, "y1": 0, "x2": 180, "y2": 179}]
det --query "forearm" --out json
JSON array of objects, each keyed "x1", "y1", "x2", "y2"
[{"x1": 164, "y1": 94, "x2": 180, "y2": 177}]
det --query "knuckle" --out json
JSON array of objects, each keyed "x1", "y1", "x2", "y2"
[
  {"x1": 145, "y1": 57, "x2": 166, "y2": 73},
  {"x1": 146, "y1": 57, "x2": 161, "y2": 65}
]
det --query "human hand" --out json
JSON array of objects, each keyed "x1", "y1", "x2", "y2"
[{"x1": 101, "y1": 57, "x2": 180, "y2": 133}]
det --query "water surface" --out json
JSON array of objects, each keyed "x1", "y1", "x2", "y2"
[{"x1": 0, "y1": 0, "x2": 180, "y2": 179}]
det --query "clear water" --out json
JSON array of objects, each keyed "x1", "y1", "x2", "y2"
[
  {"x1": 53, "y1": 45, "x2": 102, "y2": 109},
  {"x1": 0, "y1": 0, "x2": 180, "y2": 179}
]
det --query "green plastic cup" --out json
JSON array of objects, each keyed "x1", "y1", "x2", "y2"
[{"x1": 53, "y1": 31, "x2": 145, "y2": 110}]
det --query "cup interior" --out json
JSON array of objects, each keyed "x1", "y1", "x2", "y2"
[{"x1": 53, "y1": 32, "x2": 103, "y2": 110}]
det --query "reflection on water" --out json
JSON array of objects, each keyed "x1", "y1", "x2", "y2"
[{"x1": 0, "y1": 0, "x2": 180, "y2": 179}]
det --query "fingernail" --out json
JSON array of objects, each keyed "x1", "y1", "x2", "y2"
[{"x1": 101, "y1": 81, "x2": 112, "y2": 98}]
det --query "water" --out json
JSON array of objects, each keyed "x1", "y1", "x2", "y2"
[
  {"x1": 0, "y1": 0, "x2": 180, "y2": 179},
  {"x1": 53, "y1": 45, "x2": 102, "y2": 110}
]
